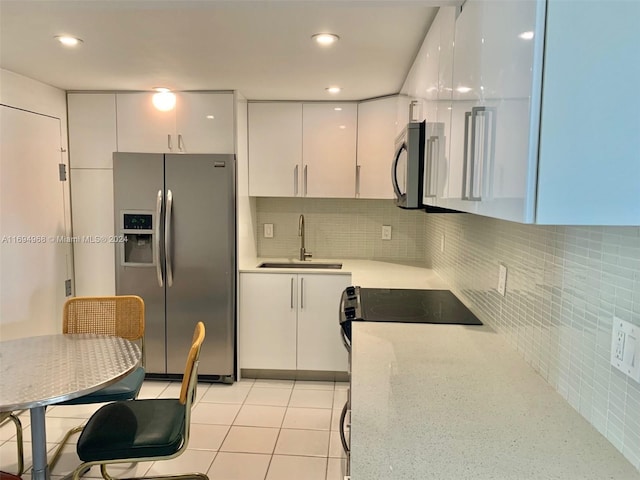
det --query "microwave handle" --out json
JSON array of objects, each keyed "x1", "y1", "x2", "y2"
[{"x1": 391, "y1": 142, "x2": 406, "y2": 200}]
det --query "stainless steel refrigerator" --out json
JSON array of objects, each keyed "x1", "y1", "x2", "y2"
[{"x1": 113, "y1": 152, "x2": 236, "y2": 382}]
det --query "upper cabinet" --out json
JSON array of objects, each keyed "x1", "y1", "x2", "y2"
[
  {"x1": 116, "y1": 92, "x2": 234, "y2": 154},
  {"x1": 356, "y1": 96, "x2": 400, "y2": 199},
  {"x1": 438, "y1": 0, "x2": 640, "y2": 225},
  {"x1": 248, "y1": 102, "x2": 302, "y2": 197},
  {"x1": 248, "y1": 102, "x2": 357, "y2": 198}
]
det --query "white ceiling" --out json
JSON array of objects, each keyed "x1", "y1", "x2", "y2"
[{"x1": 0, "y1": 0, "x2": 460, "y2": 101}]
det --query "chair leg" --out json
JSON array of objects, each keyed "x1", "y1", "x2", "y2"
[
  {"x1": 2, "y1": 413, "x2": 24, "y2": 476},
  {"x1": 49, "y1": 423, "x2": 84, "y2": 471}
]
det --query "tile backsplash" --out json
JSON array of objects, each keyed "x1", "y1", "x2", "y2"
[
  {"x1": 256, "y1": 197, "x2": 427, "y2": 262},
  {"x1": 425, "y1": 214, "x2": 640, "y2": 471}
]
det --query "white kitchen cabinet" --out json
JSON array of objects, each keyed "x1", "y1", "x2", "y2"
[
  {"x1": 248, "y1": 102, "x2": 357, "y2": 198},
  {"x1": 248, "y1": 102, "x2": 302, "y2": 197},
  {"x1": 442, "y1": 0, "x2": 640, "y2": 225},
  {"x1": 356, "y1": 96, "x2": 399, "y2": 199},
  {"x1": 239, "y1": 272, "x2": 350, "y2": 372},
  {"x1": 67, "y1": 93, "x2": 117, "y2": 168},
  {"x1": 302, "y1": 103, "x2": 357, "y2": 198},
  {"x1": 116, "y1": 92, "x2": 234, "y2": 154}
]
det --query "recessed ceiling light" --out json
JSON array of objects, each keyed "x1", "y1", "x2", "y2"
[
  {"x1": 334, "y1": 107, "x2": 342, "y2": 111},
  {"x1": 312, "y1": 33, "x2": 340, "y2": 46},
  {"x1": 519, "y1": 31, "x2": 535, "y2": 40},
  {"x1": 55, "y1": 35, "x2": 83, "y2": 47},
  {"x1": 339, "y1": 125, "x2": 346, "y2": 129},
  {"x1": 326, "y1": 86, "x2": 342, "y2": 94},
  {"x1": 206, "y1": 115, "x2": 215, "y2": 120}
]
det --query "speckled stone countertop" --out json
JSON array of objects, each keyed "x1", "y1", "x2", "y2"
[
  {"x1": 351, "y1": 322, "x2": 640, "y2": 480},
  {"x1": 239, "y1": 258, "x2": 447, "y2": 289}
]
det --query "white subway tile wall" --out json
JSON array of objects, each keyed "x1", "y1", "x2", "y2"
[
  {"x1": 425, "y1": 214, "x2": 640, "y2": 471},
  {"x1": 256, "y1": 198, "x2": 427, "y2": 262}
]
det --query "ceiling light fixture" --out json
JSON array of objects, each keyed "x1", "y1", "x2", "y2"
[
  {"x1": 152, "y1": 88, "x2": 176, "y2": 111},
  {"x1": 312, "y1": 33, "x2": 340, "y2": 46},
  {"x1": 519, "y1": 31, "x2": 535, "y2": 40},
  {"x1": 334, "y1": 107, "x2": 342, "y2": 111},
  {"x1": 326, "y1": 86, "x2": 342, "y2": 94},
  {"x1": 55, "y1": 35, "x2": 83, "y2": 47}
]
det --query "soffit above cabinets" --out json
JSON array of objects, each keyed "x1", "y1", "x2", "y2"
[{"x1": 0, "y1": 1, "x2": 463, "y2": 100}]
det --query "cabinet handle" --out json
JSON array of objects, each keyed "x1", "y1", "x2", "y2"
[
  {"x1": 304, "y1": 165, "x2": 308, "y2": 196},
  {"x1": 300, "y1": 277, "x2": 304, "y2": 309},
  {"x1": 424, "y1": 137, "x2": 438, "y2": 198},
  {"x1": 178, "y1": 134, "x2": 184, "y2": 152},
  {"x1": 461, "y1": 111, "x2": 471, "y2": 200},
  {"x1": 294, "y1": 165, "x2": 299, "y2": 196},
  {"x1": 168, "y1": 134, "x2": 173, "y2": 151},
  {"x1": 290, "y1": 277, "x2": 294, "y2": 309},
  {"x1": 356, "y1": 165, "x2": 361, "y2": 197},
  {"x1": 468, "y1": 106, "x2": 496, "y2": 201}
]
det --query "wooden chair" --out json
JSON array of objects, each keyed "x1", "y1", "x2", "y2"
[
  {"x1": 49, "y1": 295, "x2": 146, "y2": 471},
  {"x1": 0, "y1": 412, "x2": 24, "y2": 476},
  {"x1": 71, "y1": 322, "x2": 207, "y2": 480}
]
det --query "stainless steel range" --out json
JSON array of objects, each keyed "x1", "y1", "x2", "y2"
[{"x1": 337, "y1": 286, "x2": 483, "y2": 476}]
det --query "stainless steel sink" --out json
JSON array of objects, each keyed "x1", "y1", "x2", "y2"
[{"x1": 258, "y1": 262, "x2": 343, "y2": 270}]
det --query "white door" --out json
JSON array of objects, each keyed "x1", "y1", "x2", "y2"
[
  {"x1": 248, "y1": 103, "x2": 302, "y2": 197},
  {"x1": 302, "y1": 103, "x2": 357, "y2": 198},
  {"x1": 239, "y1": 273, "x2": 297, "y2": 370},
  {"x1": 176, "y1": 92, "x2": 235, "y2": 154},
  {"x1": 296, "y1": 274, "x2": 350, "y2": 372},
  {"x1": 0, "y1": 106, "x2": 70, "y2": 339},
  {"x1": 116, "y1": 92, "x2": 176, "y2": 153}
]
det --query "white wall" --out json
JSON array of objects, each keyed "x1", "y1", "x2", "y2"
[{"x1": 0, "y1": 68, "x2": 73, "y2": 339}]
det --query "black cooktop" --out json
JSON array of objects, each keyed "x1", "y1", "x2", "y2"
[{"x1": 343, "y1": 287, "x2": 482, "y2": 325}]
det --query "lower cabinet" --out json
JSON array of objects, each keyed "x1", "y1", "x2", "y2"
[{"x1": 240, "y1": 272, "x2": 351, "y2": 372}]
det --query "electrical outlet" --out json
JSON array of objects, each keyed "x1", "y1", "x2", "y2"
[
  {"x1": 497, "y1": 264, "x2": 507, "y2": 296},
  {"x1": 611, "y1": 317, "x2": 640, "y2": 383},
  {"x1": 382, "y1": 225, "x2": 392, "y2": 240},
  {"x1": 440, "y1": 234, "x2": 445, "y2": 253},
  {"x1": 263, "y1": 223, "x2": 274, "y2": 238}
]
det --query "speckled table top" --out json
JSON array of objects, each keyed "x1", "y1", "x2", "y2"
[{"x1": 350, "y1": 322, "x2": 640, "y2": 479}]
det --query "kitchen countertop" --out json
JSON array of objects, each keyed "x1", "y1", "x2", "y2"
[
  {"x1": 351, "y1": 322, "x2": 640, "y2": 480},
  {"x1": 239, "y1": 258, "x2": 448, "y2": 289}
]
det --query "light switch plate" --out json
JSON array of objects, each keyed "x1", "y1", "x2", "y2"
[
  {"x1": 497, "y1": 264, "x2": 507, "y2": 296},
  {"x1": 611, "y1": 317, "x2": 640, "y2": 383},
  {"x1": 263, "y1": 223, "x2": 274, "y2": 238},
  {"x1": 382, "y1": 225, "x2": 392, "y2": 240}
]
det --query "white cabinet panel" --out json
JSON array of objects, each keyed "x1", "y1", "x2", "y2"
[
  {"x1": 70, "y1": 169, "x2": 116, "y2": 296},
  {"x1": 239, "y1": 273, "x2": 297, "y2": 370},
  {"x1": 297, "y1": 274, "x2": 350, "y2": 371},
  {"x1": 116, "y1": 93, "x2": 175, "y2": 153},
  {"x1": 67, "y1": 93, "x2": 117, "y2": 168},
  {"x1": 176, "y1": 92, "x2": 235, "y2": 154},
  {"x1": 116, "y1": 92, "x2": 235, "y2": 154},
  {"x1": 302, "y1": 103, "x2": 357, "y2": 198},
  {"x1": 239, "y1": 272, "x2": 350, "y2": 372},
  {"x1": 356, "y1": 96, "x2": 399, "y2": 199},
  {"x1": 248, "y1": 103, "x2": 302, "y2": 197}
]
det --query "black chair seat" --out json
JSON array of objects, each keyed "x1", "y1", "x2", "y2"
[
  {"x1": 77, "y1": 399, "x2": 185, "y2": 462},
  {"x1": 58, "y1": 367, "x2": 145, "y2": 405}
]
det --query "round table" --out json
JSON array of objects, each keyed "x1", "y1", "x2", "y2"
[{"x1": 0, "y1": 334, "x2": 141, "y2": 480}]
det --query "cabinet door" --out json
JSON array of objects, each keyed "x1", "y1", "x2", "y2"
[
  {"x1": 176, "y1": 92, "x2": 234, "y2": 154},
  {"x1": 297, "y1": 274, "x2": 350, "y2": 372},
  {"x1": 68, "y1": 93, "x2": 117, "y2": 168},
  {"x1": 239, "y1": 273, "x2": 297, "y2": 370},
  {"x1": 302, "y1": 103, "x2": 357, "y2": 198},
  {"x1": 356, "y1": 97, "x2": 398, "y2": 199},
  {"x1": 248, "y1": 103, "x2": 302, "y2": 197},
  {"x1": 116, "y1": 93, "x2": 176, "y2": 153}
]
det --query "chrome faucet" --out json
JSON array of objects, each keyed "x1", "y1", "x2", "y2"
[{"x1": 298, "y1": 214, "x2": 312, "y2": 261}]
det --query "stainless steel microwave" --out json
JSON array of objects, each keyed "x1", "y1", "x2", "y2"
[{"x1": 392, "y1": 121, "x2": 425, "y2": 209}]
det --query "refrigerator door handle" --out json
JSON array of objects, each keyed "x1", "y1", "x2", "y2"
[
  {"x1": 155, "y1": 190, "x2": 164, "y2": 287},
  {"x1": 165, "y1": 189, "x2": 174, "y2": 287}
]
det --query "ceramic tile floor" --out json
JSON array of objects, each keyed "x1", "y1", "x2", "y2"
[{"x1": 0, "y1": 379, "x2": 348, "y2": 480}]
